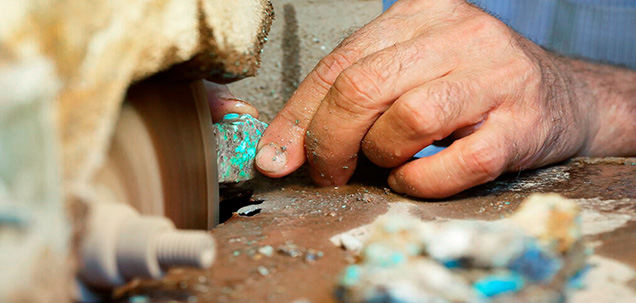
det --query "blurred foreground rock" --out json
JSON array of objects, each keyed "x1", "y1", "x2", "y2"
[
  {"x1": 336, "y1": 194, "x2": 588, "y2": 303},
  {"x1": 0, "y1": 0, "x2": 273, "y2": 301}
]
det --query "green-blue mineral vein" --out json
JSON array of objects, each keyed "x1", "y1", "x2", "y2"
[
  {"x1": 474, "y1": 273, "x2": 525, "y2": 297},
  {"x1": 214, "y1": 114, "x2": 268, "y2": 183}
]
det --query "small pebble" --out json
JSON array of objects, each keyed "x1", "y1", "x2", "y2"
[
  {"x1": 194, "y1": 284, "x2": 210, "y2": 293},
  {"x1": 305, "y1": 249, "x2": 324, "y2": 263},
  {"x1": 129, "y1": 295, "x2": 150, "y2": 303},
  {"x1": 258, "y1": 245, "x2": 274, "y2": 257},
  {"x1": 221, "y1": 287, "x2": 233, "y2": 295},
  {"x1": 339, "y1": 234, "x2": 364, "y2": 252},
  {"x1": 228, "y1": 237, "x2": 243, "y2": 243},
  {"x1": 257, "y1": 266, "x2": 270, "y2": 276},
  {"x1": 278, "y1": 243, "x2": 303, "y2": 258}
]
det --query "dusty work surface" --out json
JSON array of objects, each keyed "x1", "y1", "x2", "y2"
[
  {"x1": 117, "y1": 158, "x2": 636, "y2": 303},
  {"x1": 228, "y1": 0, "x2": 382, "y2": 123},
  {"x1": 119, "y1": 1, "x2": 635, "y2": 302}
]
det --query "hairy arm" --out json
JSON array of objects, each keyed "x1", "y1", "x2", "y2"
[
  {"x1": 255, "y1": 0, "x2": 636, "y2": 198},
  {"x1": 562, "y1": 59, "x2": 636, "y2": 156}
]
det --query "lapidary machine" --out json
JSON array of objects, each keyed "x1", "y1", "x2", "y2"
[{"x1": 0, "y1": 0, "x2": 274, "y2": 302}]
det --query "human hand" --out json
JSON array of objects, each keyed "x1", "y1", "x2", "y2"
[
  {"x1": 204, "y1": 80, "x2": 259, "y2": 122},
  {"x1": 255, "y1": 0, "x2": 593, "y2": 198}
]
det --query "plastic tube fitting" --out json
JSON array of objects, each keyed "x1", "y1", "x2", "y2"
[{"x1": 78, "y1": 202, "x2": 215, "y2": 290}]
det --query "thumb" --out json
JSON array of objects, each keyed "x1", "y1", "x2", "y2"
[{"x1": 204, "y1": 80, "x2": 259, "y2": 123}]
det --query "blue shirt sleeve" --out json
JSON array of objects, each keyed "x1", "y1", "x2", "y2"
[{"x1": 382, "y1": 0, "x2": 636, "y2": 69}]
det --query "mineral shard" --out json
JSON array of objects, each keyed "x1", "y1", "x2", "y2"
[
  {"x1": 214, "y1": 114, "x2": 268, "y2": 183},
  {"x1": 335, "y1": 193, "x2": 588, "y2": 303}
]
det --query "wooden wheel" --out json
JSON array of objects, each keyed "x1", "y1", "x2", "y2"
[{"x1": 95, "y1": 78, "x2": 219, "y2": 230}]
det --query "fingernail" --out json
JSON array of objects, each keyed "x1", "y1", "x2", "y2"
[
  {"x1": 388, "y1": 174, "x2": 405, "y2": 193},
  {"x1": 228, "y1": 99, "x2": 259, "y2": 119},
  {"x1": 219, "y1": 96, "x2": 246, "y2": 103},
  {"x1": 212, "y1": 87, "x2": 235, "y2": 100},
  {"x1": 256, "y1": 142, "x2": 287, "y2": 173}
]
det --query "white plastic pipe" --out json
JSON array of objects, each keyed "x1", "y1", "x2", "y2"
[{"x1": 76, "y1": 202, "x2": 215, "y2": 301}]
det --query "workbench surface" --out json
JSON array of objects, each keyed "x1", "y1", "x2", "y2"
[
  {"x1": 119, "y1": 157, "x2": 636, "y2": 303},
  {"x1": 120, "y1": 1, "x2": 635, "y2": 301}
]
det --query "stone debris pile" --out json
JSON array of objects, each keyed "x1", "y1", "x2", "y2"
[{"x1": 335, "y1": 194, "x2": 588, "y2": 303}]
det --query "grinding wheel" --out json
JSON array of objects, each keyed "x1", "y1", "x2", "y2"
[{"x1": 95, "y1": 78, "x2": 219, "y2": 230}]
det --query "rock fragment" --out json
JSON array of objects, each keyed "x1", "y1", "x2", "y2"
[
  {"x1": 335, "y1": 193, "x2": 588, "y2": 303},
  {"x1": 214, "y1": 114, "x2": 268, "y2": 183}
]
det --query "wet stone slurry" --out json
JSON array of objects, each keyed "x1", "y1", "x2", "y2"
[{"x1": 116, "y1": 157, "x2": 636, "y2": 303}]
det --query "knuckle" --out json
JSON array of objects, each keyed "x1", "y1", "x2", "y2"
[
  {"x1": 330, "y1": 66, "x2": 382, "y2": 115},
  {"x1": 362, "y1": 50, "x2": 395, "y2": 82},
  {"x1": 395, "y1": 80, "x2": 472, "y2": 139},
  {"x1": 456, "y1": 14, "x2": 512, "y2": 50},
  {"x1": 462, "y1": 140, "x2": 507, "y2": 180},
  {"x1": 361, "y1": 136, "x2": 392, "y2": 167},
  {"x1": 279, "y1": 107, "x2": 308, "y2": 130},
  {"x1": 470, "y1": 14, "x2": 510, "y2": 38},
  {"x1": 519, "y1": 56, "x2": 543, "y2": 87},
  {"x1": 426, "y1": 80, "x2": 466, "y2": 122},
  {"x1": 396, "y1": 97, "x2": 442, "y2": 137},
  {"x1": 313, "y1": 51, "x2": 355, "y2": 89}
]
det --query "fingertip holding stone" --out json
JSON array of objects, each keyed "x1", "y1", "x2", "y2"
[
  {"x1": 256, "y1": 142, "x2": 288, "y2": 174},
  {"x1": 387, "y1": 174, "x2": 405, "y2": 194},
  {"x1": 211, "y1": 97, "x2": 259, "y2": 122},
  {"x1": 310, "y1": 170, "x2": 338, "y2": 187},
  {"x1": 214, "y1": 114, "x2": 268, "y2": 183}
]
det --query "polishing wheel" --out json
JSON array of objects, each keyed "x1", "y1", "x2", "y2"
[{"x1": 95, "y1": 78, "x2": 219, "y2": 230}]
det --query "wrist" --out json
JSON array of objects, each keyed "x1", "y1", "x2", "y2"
[
  {"x1": 550, "y1": 56, "x2": 599, "y2": 156},
  {"x1": 559, "y1": 57, "x2": 636, "y2": 156}
]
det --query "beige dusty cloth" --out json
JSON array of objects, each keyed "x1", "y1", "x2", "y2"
[{"x1": 0, "y1": 1, "x2": 273, "y2": 301}]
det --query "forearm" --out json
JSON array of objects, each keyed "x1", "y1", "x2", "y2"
[{"x1": 561, "y1": 58, "x2": 636, "y2": 156}]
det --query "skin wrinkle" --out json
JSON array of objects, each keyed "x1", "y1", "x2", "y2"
[
  {"x1": 276, "y1": 109, "x2": 310, "y2": 138},
  {"x1": 556, "y1": 58, "x2": 601, "y2": 155},
  {"x1": 344, "y1": 62, "x2": 391, "y2": 106},
  {"x1": 496, "y1": 34, "x2": 583, "y2": 170},
  {"x1": 567, "y1": 59, "x2": 636, "y2": 156},
  {"x1": 314, "y1": 52, "x2": 354, "y2": 91},
  {"x1": 464, "y1": 129, "x2": 506, "y2": 179},
  {"x1": 362, "y1": 74, "x2": 486, "y2": 168},
  {"x1": 539, "y1": 59, "x2": 582, "y2": 161},
  {"x1": 428, "y1": 80, "x2": 468, "y2": 126},
  {"x1": 294, "y1": 18, "x2": 421, "y2": 183},
  {"x1": 365, "y1": 23, "x2": 531, "y2": 169},
  {"x1": 316, "y1": 31, "x2": 460, "y2": 170},
  {"x1": 326, "y1": 80, "x2": 381, "y2": 121},
  {"x1": 397, "y1": 93, "x2": 442, "y2": 138},
  {"x1": 255, "y1": 0, "x2": 636, "y2": 198}
]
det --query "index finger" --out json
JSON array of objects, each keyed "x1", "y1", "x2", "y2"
[{"x1": 255, "y1": 16, "x2": 417, "y2": 177}]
